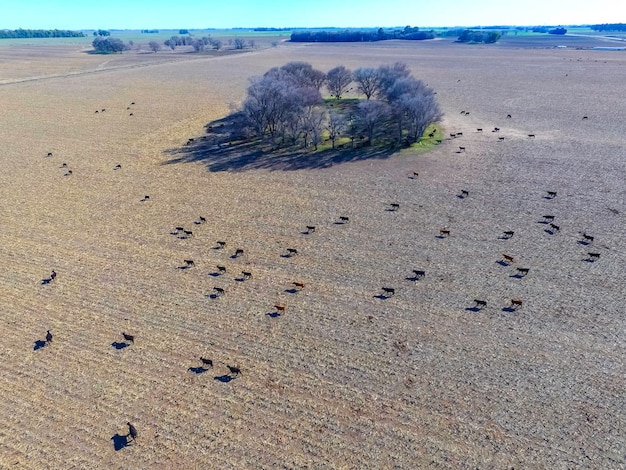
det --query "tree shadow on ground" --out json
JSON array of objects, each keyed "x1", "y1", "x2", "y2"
[{"x1": 162, "y1": 115, "x2": 400, "y2": 172}]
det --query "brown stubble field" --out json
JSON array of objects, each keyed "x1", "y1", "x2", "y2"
[{"x1": 0, "y1": 38, "x2": 624, "y2": 469}]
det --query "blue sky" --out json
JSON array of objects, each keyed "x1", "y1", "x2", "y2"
[{"x1": 0, "y1": 0, "x2": 618, "y2": 30}]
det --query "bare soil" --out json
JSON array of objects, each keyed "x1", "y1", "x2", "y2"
[{"x1": 0, "y1": 38, "x2": 624, "y2": 469}]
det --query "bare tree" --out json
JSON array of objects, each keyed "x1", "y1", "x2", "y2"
[
  {"x1": 164, "y1": 38, "x2": 176, "y2": 50},
  {"x1": 280, "y1": 62, "x2": 326, "y2": 91},
  {"x1": 191, "y1": 39, "x2": 205, "y2": 52},
  {"x1": 148, "y1": 41, "x2": 161, "y2": 53},
  {"x1": 377, "y1": 62, "x2": 411, "y2": 99},
  {"x1": 241, "y1": 64, "x2": 325, "y2": 147},
  {"x1": 385, "y1": 76, "x2": 428, "y2": 103},
  {"x1": 301, "y1": 108, "x2": 326, "y2": 150},
  {"x1": 401, "y1": 92, "x2": 442, "y2": 142},
  {"x1": 353, "y1": 67, "x2": 381, "y2": 100},
  {"x1": 347, "y1": 113, "x2": 359, "y2": 147},
  {"x1": 357, "y1": 100, "x2": 389, "y2": 143},
  {"x1": 326, "y1": 111, "x2": 346, "y2": 149},
  {"x1": 210, "y1": 38, "x2": 222, "y2": 50},
  {"x1": 233, "y1": 38, "x2": 246, "y2": 49},
  {"x1": 326, "y1": 65, "x2": 352, "y2": 99}
]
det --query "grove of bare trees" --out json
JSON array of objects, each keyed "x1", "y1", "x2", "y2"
[{"x1": 239, "y1": 61, "x2": 441, "y2": 150}]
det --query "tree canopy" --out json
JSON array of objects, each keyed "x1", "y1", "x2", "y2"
[
  {"x1": 548, "y1": 27, "x2": 567, "y2": 35},
  {"x1": 92, "y1": 37, "x2": 128, "y2": 53},
  {"x1": 457, "y1": 30, "x2": 501, "y2": 44}
]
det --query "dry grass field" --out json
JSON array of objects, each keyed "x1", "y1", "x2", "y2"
[{"x1": 0, "y1": 36, "x2": 624, "y2": 469}]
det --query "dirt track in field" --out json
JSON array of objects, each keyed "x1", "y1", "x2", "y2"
[{"x1": 0, "y1": 38, "x2": 624, "y2": 469}]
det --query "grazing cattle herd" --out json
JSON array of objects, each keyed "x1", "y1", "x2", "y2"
[{"x1": 35, "y1": 103, "x2": 606, "y2": 452}]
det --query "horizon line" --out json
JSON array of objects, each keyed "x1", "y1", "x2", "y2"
[{"x1": 1, "y1": 23, "x2": 603, "y2": 31}]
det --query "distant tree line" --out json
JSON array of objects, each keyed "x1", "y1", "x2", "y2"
[
  {"x1": 456, "y1": 30, "x2": 501, "y2": 43},
  {"x1": 163, "y1": 35, "x2": 222, "y2": 51},
  {"x1": 93, "y1": 29, "x2": 110, "y2": 37},
  {"x1": 239, "y1": 61, "x2": 441, "y2": 150},
  {"x1": 254, "y1": 27, "x2": 290, "y2": 31},
  {"x1": 141, "y1": 29, "x2": 160, "y2": 34},
  {"x1": 291, "y1": 26, "x2": 435, "y2": 43},
  {"x1": 0, "y1": 29, "x2": 85, "y2": 39},
  {"x1": 590, "y1": 23, "x2": 626, "y2": 32}
]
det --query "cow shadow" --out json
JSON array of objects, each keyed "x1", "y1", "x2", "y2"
[
  {"x1": 496, "y1": 260, "x2": 510, "y2": 267},
  {"x1": 214, "y1": 374, "x2": 235, "y2": 383},
  {"x1": 111, "y1": 433, "x2": 130, "y2": 451},
  {"x1": 266, "y1": 311, "x2": 282, "y2": 318},
  {"x1": 405, "y1": 276, "x2": 424, "y2": 282},
  {"x1": 435, "y1": 235, "x2": 448, "y2": 239},
  {"x1": 373, "y1": 294, "x2": 392, "y2": 300},
  {"x1": 577, "y1": 240, "x2": 591, "y2": 246},
  {"x1": 509, "y1": 273, "x2": 525, "y2": 279},
  {"x1": 582, "y1": 257, "x2": 597, "y2": 263},
  {"x1": 41, "y1": 278, "x2": 52, "y2": 285},
  {"x1": 234, "y1": 277, "x2": 246, "y2": 282},
  {"x1": 502, "y1": 307, "x2": 517, "y2": 313},
  {"x1": 188, "y1": 366, "x2": 208, "y2": 374},
  {"x1": 280, "y1": 253, "x2": 294, "y2": 258},
  {"x1": 208, "y1": 272, "x2": 222, "y2": 277},
  {"x1": 33, "y1": 340, "x2": 47, "y2": 351},
  {"x1": 465, "y1": 306, "x2": 482, "y2": 312},
  {"x1": 111, "y1": 341, "x2": 129, "y2": 350},
  {"x1": 537, "y1": 220, "x2": 549, "y2": 225},
  {"x1": 177, "y1": 265, "x2": 191, "y2": 270},
  {"x1": 284, "y1": 288, "x2": 298, "y2": 294},
  {"x1": 544, "y1": 229, "x2": 556, "y2": 235},
  {"x1": 456, "y1": 194, "x2": 467, "y2": 199},
  {"x1": 206, "y1": 293, "x2": 219, "y2": 299}
]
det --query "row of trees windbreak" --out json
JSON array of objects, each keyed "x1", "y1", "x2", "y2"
[
  {"x1": 93, "y1": 34, "x2": 248, "y2": 53},
  {"x1": 590, "y1": 23, "x2": 626, "y2": 31},
  {"x1": 291, "y1": 26, "x2": 435, "y2": 42},
  {"x1": 0, "y1": 29, "x2": 85, "y2": 39},
  {"x1": 239, "y1": 62, "x2": 442, "y2": 150}
]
